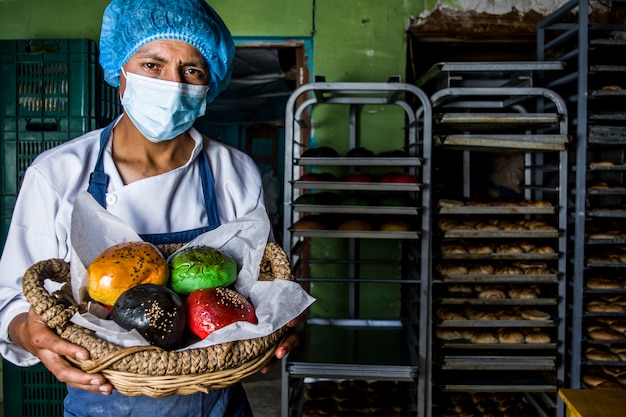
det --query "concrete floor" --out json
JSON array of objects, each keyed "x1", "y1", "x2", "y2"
[{"x1": 242, "y1": 365, "x2": 282, "y2": 417}]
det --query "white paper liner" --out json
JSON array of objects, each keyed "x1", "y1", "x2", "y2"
[{"x1": 68, "y1": 191, "x2": 315, "y2": 349}]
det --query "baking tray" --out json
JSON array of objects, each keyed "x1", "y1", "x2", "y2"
[
  {"x1": 585, "y1": 337, "x2": 626, "y2": 344},
  {"x1": 440, "y1": 356, "x2": 555, "y2": 371},
  {"x1": 295, "y1": 156, "x2": 422, "y2": 167},
  {"x1": 292, "y1": 204, "x2": 419, "y2": 215},
  {"x1": 589, "y1": 89, "x2": 626, "y2": 98},
  {"x1": 438, "y1": 297, "x2": 557, "y2": 306},
  {"x1": 443, "y1": 229, "x2": 559, "y2": 239},
  {"x1": 438, "y1": 320, "x2": 554, "y2": 328},
  {"x1": 587, "y1": 209, "x2": 626, "y2": 218},
  {"x1": 587, "y1": 188, "x2": 626, "y2": 196},
  {"x1": 439, "y1": 273, "x2": 559, "y2": 284},
  {"x1": 588, "y1": 164, "x2": 626, "y2": 171},
  {"x1": 293, "y1": 180, "x2": 422, "y2": 192},
  {"x1": 438, "y1": 372, "x2": 559, "y2": 392},
  {"x1": 435, "y1": 134, "x2": 569, "y2": 151},
  {"x1": 290, "y1": 229, "x2": 420, "y2": 240},
  {"x1": 440, "y1": 253, "x2": 559, "y2": 261},
  {"x1": 439, "y1": 341, "x2": 556, "y2": 350},
  {"x1": 439, "y1": 205, "x2": 554, "y2": 215},
  {"x1": 585, "y1": 237, "x2": 626, "y2": 244},
  {"x1": 586, "y1": 261, "x2": 626, "y2": 268}
]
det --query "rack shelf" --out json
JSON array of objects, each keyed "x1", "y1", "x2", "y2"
[{"x1": 281, "y1": 81, "x2": 432, "y2": 417}]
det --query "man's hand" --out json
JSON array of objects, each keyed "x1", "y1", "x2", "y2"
[
  {"x1": 261, "y1": 310, "x2": 307, "y2": 374},
  {"x1": 9, "y1": 309, "x2": 113, "y2": 395}
]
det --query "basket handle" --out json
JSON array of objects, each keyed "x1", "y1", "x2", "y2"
[
  {"x1": 22, "y1": 258, "x2": 82, "y2": 332},
  {"x1": 258, "y1": 243, "x2": 294, "y2": 282}
]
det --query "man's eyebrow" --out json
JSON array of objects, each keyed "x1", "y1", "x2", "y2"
[{"x1": 133, "y1": 51, "x2": 207, "y2": 68}]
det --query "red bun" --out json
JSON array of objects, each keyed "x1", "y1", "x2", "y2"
[{"x1": 185, "y1": 287, "x2": 258, "y2": 339}]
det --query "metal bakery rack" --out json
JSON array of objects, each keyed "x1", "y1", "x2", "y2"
[
  {"x1": 538, "y1": 0, "x2": 626, "y2": 396},
  {"x1": 281, "y1": 80, "x2": 432, "y2": 417},
  {"x1": 416, "y1": 61, "x2": 569, "y2": 417}
]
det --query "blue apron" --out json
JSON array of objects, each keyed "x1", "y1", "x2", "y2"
[{"x1": 64, "y1": 122, "x2": 253, "y2": 417}]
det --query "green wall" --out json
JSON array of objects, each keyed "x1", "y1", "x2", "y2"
[{"x1": 0, "y1": 0, "x2": 424, "y2": 83}]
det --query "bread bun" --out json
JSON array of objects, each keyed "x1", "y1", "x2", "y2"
[
  {"x1": 436, "y1": 328, "x2": 463, "y2": 341},
  {"x1": 524, "y1": 329, "x2": 551, "y2": 344},
  {"x1": 589, "y1": 328, "x2": 625, "y2": 341},
  {"x1": 586, "y1": 347, "x2": 619, "y2": 362},
  {"x1": 441, "y1": 244, "x2": 468, "y2": 255},
  {"x1": 379, "y1": 220, "x2": 411, "y2": 231},
  {"x1": 478, "y1": 286, "x2": 506, "y2": 299},
  {"x1": 497, "y1": 328, "x2": 524, "y2": 344},
  {"x1": 437, "y1": 263, "x2": 469, "y2": 275},
  {"x1": 519, "y1": 309, "x2": 551, "y2": 321},
  {"x1": 465, "y1": 330, "x2": 498, "y2": 344},
  {"x1": 338, "y1": 219, "x2": 373, "y2": 231},
  {"x1": 292, "y1": 216, "x2": 328, "y2": 230},
  {"x1": 87, "y1": 241, "x2": 168, "y2": 306},
  {"x1": 169, "y1": 246, "x2": 238, "y2": 295}
]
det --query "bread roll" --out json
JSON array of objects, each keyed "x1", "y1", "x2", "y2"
[
  {"x1": 602, "y1": 366, "x2": 626, "y2": 378},
  {"x1": 478, "y1": 286, "x2": 506, "y2": 299},
  {"x1": 529, "y1": 246, "x2": 555, "y2": 254},
  {"x1": 438, "y1": 218, "x2": 461, "y2": 231},
  {"x1": 497, "y1": 328, "x2": 524, "y2": 344},
  {"x1": 583, "y1": 373, "x2": 608, "y2": 387},
  {"x1": 519, "y1": 309, "x2": 551, "y2": 321},
  {"x1": 436, "y1": 328, "x2": 463, "y2": 341},
  {"x1": 467, "y1": 244, "x2": 493, "y2": 254},
  {"x1": 524, "y1": 329, "x2": 551, "y2": 344},
  {"x1": 438, "y1": 264, "x2": 469, "y2": 275},
  {"x1": 476, "y1": 222, "x2": 500, "y2": 231},
  {"x1": 608, "y1": 320, "x2": 626, "y2": 334},
  {"x1": 441, "y1": 243, "x2": 468, "y2": 254},
  {"x1": 519, "y1": 241, "x2": 536, "y2": 252},
  {"x1": 87, "y1": 241, "x2": 169, "y2": 306},
  {"x1": 588, "y1": 328, "x2": 625, "y2": 341},
  {"x1": 494, "y1": 244, "x2": 521, "y2": 254},
  {"x1": 587, "y1": 276, "x2": 622, "y2": 289},
  {"x1": 586, "y1": 301, "x2": 624, "y2": 313},
  {"x1": 508, "y1": 286, "x2": 540, "y2": 299},
  {"x1": 292, "y1": 216, "x2": 328, "y2": 230},
  {"x1": 523, "y1": 266, "x2": 551, "y2": 275},
  {"x1": 586, "y1": 347, "x2": 619, "y2": 362},
  {"x1": 469, "y1": 264, "x2": 495, "y2": 275},
  {"x1": 338, "y1": 219, "x2": 372, "y2": 231},
  {"x1": 496, "y1": 265, "x2": 523, "y2": 275},
  {"x1": 465, "y1": 330, "x2": 498, "y2": 344},
  {"x1": 379, "y1": 220, "x2": 411, "y2": 231},
  {"x1": 496, "y1": 310, "x2": 522, "y2": 320},
  {"x1": 448, "y1": 284, "x2": 474, "y2": 295},
  {"x1": 465, "y1": 308, "x2": 497, "y2": 321},
  {"x1": 436, "y1": 307, "x2": 466, "y2": 320},
  {"x1": 597, "y1": 380, "x2": 624, "y2": 389}
]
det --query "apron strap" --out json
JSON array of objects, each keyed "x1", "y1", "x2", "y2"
[{"x1": 87, "y1": 121, "x2": 115, "y2": 207}]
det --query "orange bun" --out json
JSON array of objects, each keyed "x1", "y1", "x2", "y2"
[{"x1": 87, "y1": 241, "x2": 168, "y2": 306}]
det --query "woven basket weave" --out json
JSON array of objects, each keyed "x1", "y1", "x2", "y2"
[{"x1": 22, "y1": 242, "x2": 293, "y2": 397}]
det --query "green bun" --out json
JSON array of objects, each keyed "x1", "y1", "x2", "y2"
[{"x1": 169, "y1": 246, "x2": 238, "y2": 295}]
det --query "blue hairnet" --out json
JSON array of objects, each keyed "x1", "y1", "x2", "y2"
[{"x1": 99, "y1": 0, "x2": 235, "y2": 103}]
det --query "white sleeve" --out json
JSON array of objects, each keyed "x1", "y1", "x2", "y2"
[{"x1": 0, "y1": 166, "x2": 69, "y2": 366}]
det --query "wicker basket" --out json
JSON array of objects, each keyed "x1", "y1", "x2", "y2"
[{"x1": 22, "y1": 242, "x2": 294, "y2": 397}]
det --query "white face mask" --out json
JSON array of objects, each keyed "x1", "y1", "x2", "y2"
[{"x1": 120, "y1": 69, "x2": 209, "y2": 142}]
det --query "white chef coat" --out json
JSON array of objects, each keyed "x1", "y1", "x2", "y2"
[{"x1": 0, "y1": 123, "x2": 266, "y2": 365}]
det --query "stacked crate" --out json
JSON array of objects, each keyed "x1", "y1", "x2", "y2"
[
  {"x1": 0, "y1": 38, "x2": 120, "y2": 251},
  {"x1": 0, "y1": 38, "x2": 120, "y2": 417}
]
